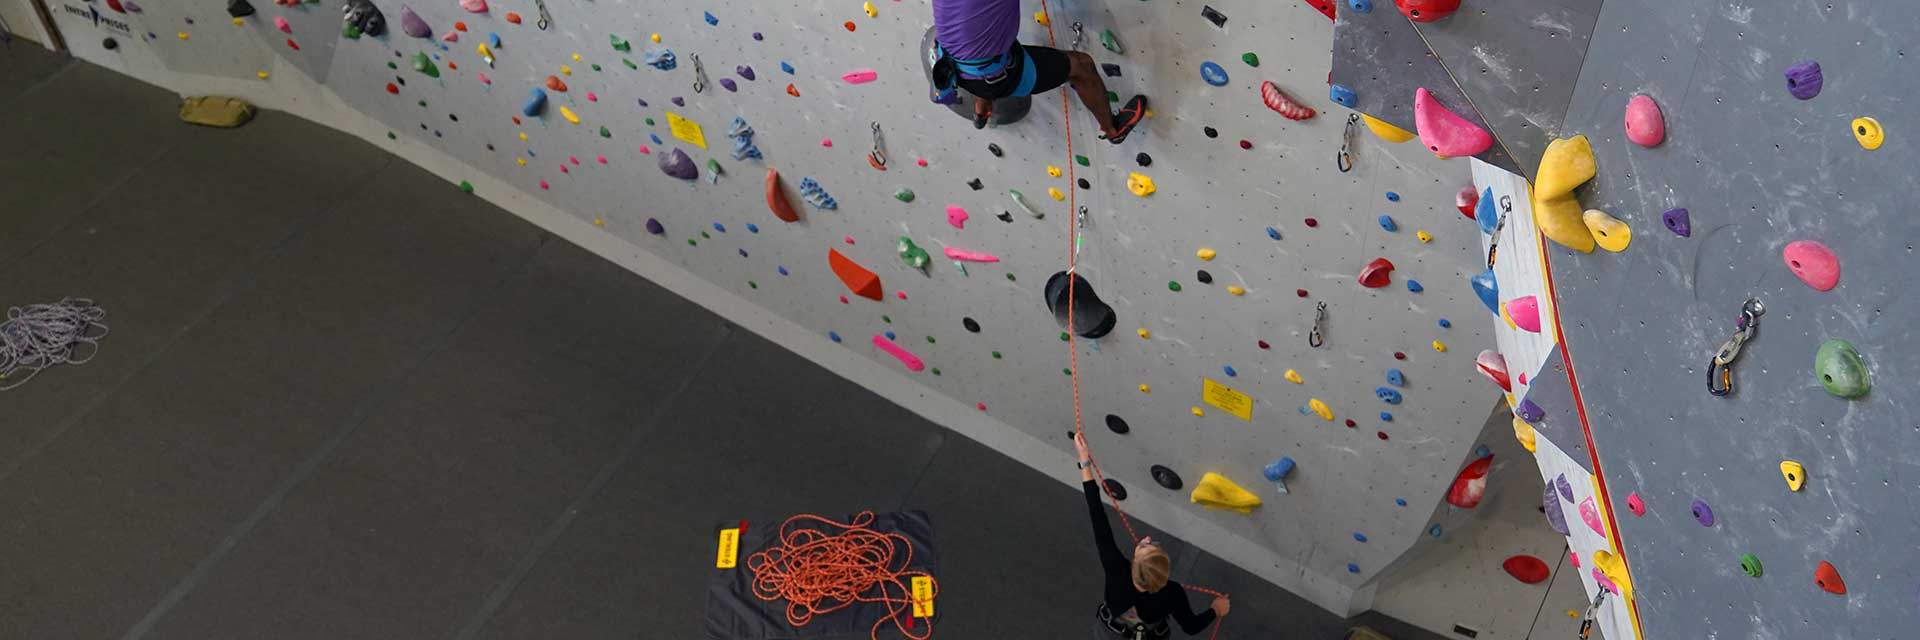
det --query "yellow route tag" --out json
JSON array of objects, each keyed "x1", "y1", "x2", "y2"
[
  {"x1": 666, "y1": 112, "x2": 708, "y2": 149},
  {"x1": 715, "y1": 528, "x2": 739, "y2": 569},
  {"x1": 910, "y1": 576, "x2": 934, "y2": 618},
  {"x1": 1202, "y1": 378, "x2": 1253, "y2": 421}
]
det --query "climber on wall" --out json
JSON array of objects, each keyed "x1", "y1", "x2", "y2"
[
  {"x1": 930, "y1": 0, "x2": 1148, "y2": 142},
  {"x1": 1076, "y1": 433, "x2": 1228, "y2": 639}
]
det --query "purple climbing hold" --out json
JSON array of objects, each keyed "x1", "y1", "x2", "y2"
[
  {"x1": 671, "y1": 96, "x2": 686, "y2": 107},
  {"x1": 753, "y1": 32, "x2": 764, "y2": 41},
  {"x1": 1556, "y1": 474, "x2": 1573, "y2": 503},
  {"x1": 400, "y1": 5, "x2": 432, "y2": 38},
  {"x1": 1691, "y1": 499, "x2": 1715, "y2": 527},
  {"x1": 645, "y1": 218, "x2": 664, "y2": 234},
  {"x1": 1785, "y1": 60, "x2": 1823, "y2": 100},
  {"x1": 737, "y1": 65, "x2": 756, "y2": 81},
  {"x1": 659, "y1": 148, "x2": 698, "y2": 180},
  {"x1": 1543, "y1": 483, "x2": 1570, "y2": 535},
  {"x1": 1662, "y1": 208, "x2": 1691, "y2": 237},
  {"x1": 720, "y1": 78, "x2": 737, "y2": 92},
  {"x1": 1516, "y1": 398, "x2": 1544, "y2": 423},
  {"x1": 636, "y1": 98, "x2": 650, "y2": 108}
]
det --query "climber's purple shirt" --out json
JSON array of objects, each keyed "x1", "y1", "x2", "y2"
[{"x1": 933, "y1": 0, "x2": 1020, "y2": 75}]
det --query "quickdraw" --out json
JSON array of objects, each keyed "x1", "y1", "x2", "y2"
[
  {"x1": 1308, "y1": 301, "x2": 1327, "y2": 348},
  {"x1": 533, "y1": 0, "x2": 551, "y2": 30},
  {"x1": 1485, "y1": 195, "x2": 1511, "y2": 269},
  {"x1": 868, "y1": 122, "x2": 888, "y2": 171},
  {"x1": 1070, "y1": 22, "x2": 1085, "y2": 50},
  {"x1": 691, "y1": 53, "x2": 709, "y2": 93},
  {"x1": 1577, "y1": 590, "x2": 1607, "y2": 639},
  {"x1": 1336, "y1": 113, "x2": 1358, "y2": 173},
  {"x1": 1707, "y1": 298, "x2": 1764, "y2": 396}
]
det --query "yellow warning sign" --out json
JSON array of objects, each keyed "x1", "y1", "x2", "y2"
[
  {"x1": 666, "y1": 111, "x2": 708, "y2": 149},
  {"x1": 715, "y1": 528, "x2": 739, "y2": 569},
  {"x1": 1202, "y1": 378, "x2": 1253, "y2": 421},
  {"x1": 910, "y1": 575, "x2": 935, "y2": 618}
]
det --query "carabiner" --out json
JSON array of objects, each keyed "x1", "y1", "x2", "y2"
[
  {"x1": 867, "y1": 122, "x2": 888, "y2": 171},
  {"x1": 1707, "y1": 298, "x2": 1764, "y2": 397},
  {"x1": 691, "y1": 54, "x2": 709, "y2": 94},
  {"x1": 1070, "y1": 22, "x2": 1085, "y2": 50},
  {"x1": 1336, "y1": 114, "x2": 1358, "y2": 173},
  {"x1": 1308, "y1": 302, "x2": 1328, "y2": 348},
  {"x1": 533, "y1": 0, "x2": 551, "y2": 30}
]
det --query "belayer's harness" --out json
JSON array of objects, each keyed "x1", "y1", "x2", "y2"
[{"x1": 929, "y1": 41, "x2": 1019, "y2": 104}]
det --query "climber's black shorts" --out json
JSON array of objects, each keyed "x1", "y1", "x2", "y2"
[{"x1": 958, "y1": 43, "x2": 1072, "y2": 99}]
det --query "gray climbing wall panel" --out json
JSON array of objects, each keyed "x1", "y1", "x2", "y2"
[
  {"x1": 49, "y1": 0, "x2": 1548, "y2": 621},
  {"x1": 1548, "y1": 0, "x2": 1920, "y2": 637},
  {"x1": 1328, "y1": 2, "x2": 1524, "y2": 176},
  {"x1": 1406, "y1": 0, "x2": 1602, "y2": 177}
]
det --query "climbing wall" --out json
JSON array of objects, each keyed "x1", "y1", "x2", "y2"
[
  {"x1": 1533, "y1": 0, "x2": 1920, "y2": 637},
  {"x1": 46, "y1": 0, "x2": 1539, "y2": 622}
]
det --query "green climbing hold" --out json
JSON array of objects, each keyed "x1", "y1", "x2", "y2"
[
  {"x1": 894, "y1": 188, "x2": 916, "y2": 203},
  {"x1": 700, "y1": 231, "x2": 711, "y2": 239},
  {"x1": 1059, "y1": 332, "x2": 1070, "y2": 342},
  {"x1": 926, "y1": 336, "x2": 936, "y2": 344},
  {"x1": 931, "y1": 368, "x2": 941, "y2": 376},
  {"x1": 897, "y1": 237, "x2": 931, "y2": 270},
  {"x1": 991, "y1": 351, "x2": 1002, "y2": 359},
  {"x1": 386, "y1": 132, "x2": 397, "y2": 140},
  {"x1": 1242, "y1": 52, "x2": 1260, "y2": 67},
  {"x1": 687, "y1": 239, "x2": 697, "y2": 246},
  {"x1": 623, "y1": 58, "x2": 638, "y2": 70},
  {"x1": 412, "y1": 52, "x2": 440, "y2": 78},
  {"x1": 457, "y1": 180, "x2": 475, "y2": 193},
  {"x1": 1106, "y1": 91, "x2": 1119, "y2": 103},
  {"x1": 1168, "y1": 281, "x2": 1182, "y2": 292},
  {"x1": 610, "y1": 34, "x2": 631, "y2": 52},
  {"x1": 1740, "y1": 553, "x2": 1762, "y2": 577},
  {"x1": 645, "y1": 117, "x2": 656, "y2": 126},
  {"x1": 344, "y1": 23, "x2": 364, "y2": 39},
  {"x1": 1062, "y1": 368, "x2": 1073, "y2": 376},
  {"x1": 705, "y1": 159, "x2": 722, "y2": 176},
  {"x1": 1075, "y1": 155, "x2": 1089, "y2": 166},
  {"x1": 749, "y1": 281, "x2": 758, "y2": 289},
  {"x1": 417, "y1": 100, "x2": 428, "y2": 107},
  {"x1": 599, "y1": 126, "x2": 612, "y2": 138},
  {"x1": 591, "y1": 63, "x2": 602, "y2": 72},
  {"x1": 1005, "y1": 273, "x2": 1016, "y2": 281},
  {"x1": 1815, "y1": 339, "x2": 1871, "y2": 398},
  {"x1": 1100, "y1": 29, "x2": 1123, "y2": 54},
  {"x1": 386, "y1": 61, "x2": 398, "y2": 70},
  {"x1": 882, "y1": 315, "x2": 892, "y2": 323}
]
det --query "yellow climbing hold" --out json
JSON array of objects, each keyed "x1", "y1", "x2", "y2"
[
  {"x1": 1592, "y1": 550, "x2": 1634, "y2": 598},
  {"x1": 1138, "y1": 384, "x2": 1151, "y2": 394},
  {"x1": 1127, "y1": 172, "x2": 1157, "y2": 197},
  {"x1": 1582, "y1": 209, "x2": 1632, "y2": 252},
  {"x1": 559, "y1": 106, "x2": 581, "y2": 124},
  {"x1": 1853, "y1": 117, "x2": 1885, "y2": 150},
  {"x1": 518, "y1": 132, "x2": 529, "y2": 141},
  {"x1": 1512, "y1": 417, "x2": 1537, "y2": 453},
  {"x1": 177, "y1": 32, "x2": 190, "y2": 40},
  {"x1": 1416, "y1": 230, "x2": 1433, "y2": 243},
  {"x1": 1533, "y1": 135, "x2": 1598, "y2": 253},
  {"x1": 477, "y1": 44, "x2": 494, "y2": 61},
  {"x1": 593, "y1": 217, "x2": 605, "y2": 226},
  {"x1": 1307, "y1": 398, "x2": 1333, "y2": 421},
  {"x1": 516, "y1": 158, "x2": 527, "y2": 166},
  {"x1": 1047, "y1": 187, "x2": 1065, "y2": 201},
  {"x1": 1781, "y1": 460, "x2": 1806, "y2": 492},
  {"x1": 1196, "y1": 247, "x2": 1217, "y2": 261},
  {"x1": 1137, "y1": 328, "x2": 1151, "y2": 339},
  {"x1": 1226, "y1": 286, "x2": 1246, "y2": 296},
  {"x1": 1033, "y1": 10, "x2": 1050, "y2": 25},
  {"x1": 571, "y1": 53, "x2": 582, "y2": 62},
  {"x1": 256, "y1": 71, "x2": 270, "y2": 80},
  {"x1": 560, "y1": 64, "x2": 574, "y2": 76},
  {"x1": 232, "y1": 17, "x2": 245, "y2": 26},
  {"x1": 1047, "y1": 165, "x2": 1063, "y2": 178},
  {"x1": 1284, "y1": 369, "x2": 1303, "y2": 384},
  {"x1": 650, "y1": 33, "x2": 661, "y2": 43},
  {"x1": 863, "y1": 1, "x2": 877, "y2": 18},
  {"x1": 1362, "y1": 114, "x2": 1416, "y2": 143},
  {"x1": 1191, "y1": 406, "x2": 1205, "y2": 417},
  {"x1": 1190, "y1": 472, "x2": 1263, "y2": 513},
  {"x1": 1432, "y1": 340, "x2": 1448, "y2": 353}
]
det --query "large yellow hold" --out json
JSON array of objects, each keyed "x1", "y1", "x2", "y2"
[
  {"x1": 1362, "y1": 114, "x2": 1415, "y2": 143},
  {"x1": 1512, "y1": 417, "x2": 1537, "y2": 453},
  {"x1": 1532, "y1": 136, "x2": 1597, "y2": 253},
  {"x1": 1191, "y1": 472, "x2": 1262, "y2": 513}
]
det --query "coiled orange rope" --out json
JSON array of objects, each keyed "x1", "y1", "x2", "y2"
[{"x1": 745, "y1": 511, "x2": 938, "y2": 640}]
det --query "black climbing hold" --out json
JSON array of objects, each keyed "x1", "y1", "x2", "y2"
[
  {"x1": 1151, "y1": 465, "x2": 1184, "y2": 490},
  {"x1": 1201, "y1": 5, "x2": 1227, "y2": 28},
  {"x1": 1104, "y1": 478, "x2": 1128, "y2": 501},
  {"x1": 988, "y1": 143, "x2": 1003, "y2": 157},
  {"x1": 1196, "y1": 270, "x2": 1213, "y2": 284},
  {"x1": 102, "y1": 38, "x2": 118, "y2": 50},
  {"x1": 1045, "y1": 271, "x2": 1117, "y2": 339},
  {"x1": 1105, "y1": 414, "x2": 1131, "y2": 434},
  {"x1": 967, "y1": 178, "x2": 984, "y2": 190},
  {"x1": 1101, "y1": 63, "x2": 1122, "y2": 78},
  {"x1": 396, "y1": 76, "x2": 406, "y2": 86},
  {"x1": 227, "y1": 0, "x2": 256, "y2": 18},
  {"x1": 997, "y1": 211, "x2": 1015, "y2": 223},
  {"x1": 963, "y1": 317, "x2": 981, "y2": 333},
  {"x1": 1135, "y1": 153, "x2": 1152, "y2": 167},
  {"x1": 1204, "y1": 126, "x2": 1219, "y2": 138},
  {"x1": 1076, "y1": 178, "x2": 1090, "y2": 190}
]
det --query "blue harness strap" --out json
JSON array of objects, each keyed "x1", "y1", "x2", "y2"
[{"x1": 935, "y1": 41, "x2": 1016, "y2": 80}]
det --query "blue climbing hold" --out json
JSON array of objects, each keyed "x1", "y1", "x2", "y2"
[
  {"x1": 727, "y1": 116, "x2": 763, "y2": 161},
  {"x1": 650, "y1": 134, "x2": 664, "y2": 146},
  {"x1": 704, "y1": 11, "x2": 718, "y2": 25},
  {"x1": 1375, "y1": 387, "x2": 1403, "y2": 404},
  {"x1": 798, "y1": 177, "x2": 839, "y2": 210},
  {"x1": 1474, "y1": 444, "x2": 1492, "y2": 458},
  {"x1": 1438, "y1": 318, "x2": 1451, "y2": 328},
  {"x1": 1470, "y1": 269, "x2": 1498, "y2": 314},
  {"x1": 778, "y1": 266, "x2": 789, "y2": 275},
  {"x1": 1379, "y1": 411, "x2": 1393, "y2": 422},
  {"x1": 1200, "y1": 61, "x2": 1229, "y2": 87},
  {"x1": 487, "y1": 32, "x2": 500, "y2": 48},
  {"x1": 1348, "y1": 0, "x2": 1373, "y2": 13},
  {"x1": 1407, "y1": 280, "x2": 1423, "y2": 293},
  {"x1": 1476, "y1": 187, "x2": 1498, "y2": 235},
  {"x1": 1395, "y1": 498, "x2": 1408, "y2": 507},
  {"x1": 1377, "y1": 215, "x2": 1397, "y2": 232},
  {"x1": 746, "y1": 223, "x2": 760, "y2": 233},
  {"x1": 1223, "y1": 365, "x2": 1238, "y2": 377},
  {"x1": 522, "y1": 87, "x2": 547, "y2": 117},
  {"x1": 1329, "y1": 83, "x2": 1357, "y2": 108},
  {"x1": 713, "y1": 222, "x2": 726, "y2": 232},
  {"x1": 884, "y1": 330, "x2": 897, "y2": 340},
  {"x1": 1385, "y1": 191, "x2": 1400, "y2": 202},
  {"x1": 1265, "y1": 226, "x2": 1282, "y2": 241},
  {"x1": 780, "y1": 60, "x2": 795, "y2": 74},
  {"x1": 1263, "y1": 457, "x2": 1295, "y2": 482},
  {"x1": 1348, "y1": 563, "x2": 1361, "y2": 574},
  {"x1": 1428, "y1": 525, "x2": 1443, "y2": 538},
  {"x1": 1353, "y1": 532, "x2": 1368, "y2": 543},
  {"x1": 1386, "y1": 369, "x2": 1405, "y2": 387},
  {"x1": 644, "y1": 47, "x2": 677, "y2": 70},
  {"x1": 829, "y1": 331, "x2": 842, "y2": 342},
  {"x1": 526, "y1": 149, "x2": 537, "y2": 157}
]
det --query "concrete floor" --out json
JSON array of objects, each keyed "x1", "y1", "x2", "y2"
[{"x1": 0, "y1": 45, "x2": 1442, "y2": 640}]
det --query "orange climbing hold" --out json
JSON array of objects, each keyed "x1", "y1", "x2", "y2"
[
  {"x1": 545, "y1": 75, "x2": 568, "y2": 92},
  {"x1": 787, "y1": 84, "x2": 801, "y2": 97},
  {"x1": 1815, "y1": 560, "x2": 1846, "y2": 595},
  {"x1": 829, "y1": 248, "x2": 883, "y2": 301},
  {"x1": 504, "y1": 11, "x2": 521, "y2": 23},
  {"x1": 766, "y1": 169, "x2": 800, "y2": 223}
]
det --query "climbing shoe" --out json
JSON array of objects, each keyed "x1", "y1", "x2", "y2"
[
  {"x1": 973, "y1": 111, "x2": 991, "y2": 130},
  {"x1": 1105, "y1": 95, "x2": 1148, "y2": 144}
]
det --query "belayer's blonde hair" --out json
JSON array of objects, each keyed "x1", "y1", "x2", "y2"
[{"x1": 1133, "y1": 547, "x2": 1171, "y2": 592}]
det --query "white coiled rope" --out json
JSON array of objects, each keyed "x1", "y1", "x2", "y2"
[{"x1": 0, "y1": 298, "x2": 107, "y2": 391}]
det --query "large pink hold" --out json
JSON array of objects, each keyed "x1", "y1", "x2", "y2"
[
  {"x1": 841, "y1": 69, "x2": 879, "y2": 84},
  {"x1": 872, "y1": 335, "x2": 926, "y2": 372},
  {"x1": 1506, "y1": 295, "x2": 1542, "y2": 333},
  {"x1": 1624, "y1": 94, "x2": 1665, "y2": 147},
  {"x1": 1579, "y1": 497, "x2": 1606, "y2": 537},
  {"x1": 460, "y1": 0, "x2": 488, "y2": 12},
  {"x1": 1414, "y1": 87, "x2": 1493, "y2": 158},
  {"x1": 1783, "y1": 240, "x2": 1840, "y2": 291},
  {"x1": 946, "y1": 205, "x2": 969, "y2": 229},
  {"x1": 943, "y1": 247, "x2": 1000, "y2": 263}
]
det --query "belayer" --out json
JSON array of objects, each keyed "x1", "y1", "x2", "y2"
[
  {"x1": 1076, "y1": 433, "x2": 1228, "y2": 639},
  {"x1": 929, "y1": 0, "x2": 1148, "y2": 143}
]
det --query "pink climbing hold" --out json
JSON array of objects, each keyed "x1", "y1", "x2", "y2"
[
  {"x1": 539, "y1": 179, "x2": 550, "y2": 190},
  {"x1": 821, "y1": 138, "x2": 833, "y2": 148},
  {"x1": 442, "y1": 30, "x2": 459, "y2": 43},
  {"x1": 1569, "y1": 553, "x2": 1581, "y2": 569},
  {"x1": 1259, "y1": 81, "x2": 1316, "y2": 120},
  {"x1": 477, "y1": 72, "x2": 491, "y2": 85},
  {"x1": 944, "y1": 247, "x2": 1000, "y2": 263},
  {"x1": 1507, "y1": 295, "x2": 1542, "y2": 333},
  {"x1": 459, "y1": 0, "x2": 488, "y2": 12},
  {"x1": 1627, "y1": 492, "x2": 1645, "y2": 516},
  {"x1": 1624, "y1": 94, "x2": 1665, "y2": 147},
  {"x1": 1517, "y1": 372, "x2": 1528, "y2": 385},
  {"x1": 916, "y1": 157, "x2": 928, "y2": 167},
  {"x1": 841, "y1": 69, "x2": 879, "y2": 84},
  {"x1": 946, "y1": 205, "x2": 970, "y2": 229},
  {"x1": 274, "y1": 16, "x2": 291, "y2": 33},
  {"x1": 586, "y1": 91, "x2": 598, "y2": 102},
  {"x1": 843, "y1": 235, "x2": 856, "y2": 245},
  {"x1": 596, "y1": 155, "x2": 608, "y2": 164},
  {"x1": 872, "y1": 335, "x2": 926, "y2": 372},
  {"x1": 1579, "y1": 497, "x2": 1606, "y2": 537},
  {"x1": 638, "y1": 145, "x2": 651, "y2": 155},
  {"x1": 897, "y1": 291, "x2": 908, "y2": 300},
  {"x1": 1413, "y1": 87, "x2": 1493, "y2": 158},
  {"x1": 1591, "y1": 568, "x2": 1620, "y2": 595},
  {"x1": 1783, "y1": 240, "x2": 1840, "y2": 291}
]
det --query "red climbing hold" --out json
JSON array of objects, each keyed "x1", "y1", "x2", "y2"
[
  {"x1": 105, "y1": 0, "x2": 126, "y2": 12},
  {"x1": 1475, "y1": 350, "x2": 1512, "y2": 392},
  {"x1": 1503, "y1": 555, "x2": 1550, "y2": 584},
  {"x1": 1302, "y1": 0, "x2": 1335, "y2": 21},
  {"x1": 1395, "y1": 0, "x2": 1461, "y2": 22},
  {"x1": 1815, "y1": 560, "x2": 1846, "y2": 595},
  {"x1": 786, "y1": 84, "x2": 801, "y2": 97},
  {"x1": 1257, "y1": 340, "x2": 1270, "y2": 349},
  {"x1": 386, "y1": 82, "x2": 400, "y2": 94},
  {"x1": 1304, "y1": 217, "x2": 1319, "y2": 227},
  {"x1": 1358, "y1": 258, "x2": 1395, "y2": 288},
  {"x1": 766, "y1": 168, "x2": 800, "y2": 223},
  {"x1": 1445, "y1": 455, "x2": 1493, "y2": 508},
  {"x1": 1295, "y1": 289, "x2": 1309, "y2": 298},
  {"x1": 829, "y1": 248, "x2": 883, "y2": 301},
  {"x1": 1260, "y1": 81, "x2": 1316, "y2": 120},
  {"x1": 545, "y1": 75, "x2": 568, "y2": 92},
  {"x1": 504, "y1": 11, "x2": 521, "y2": 23},
  {"x1": 1456, "y1": 185, "x2": 1478, "y2": 220}
]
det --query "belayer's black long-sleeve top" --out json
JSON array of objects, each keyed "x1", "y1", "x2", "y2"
[{"x1": 1084, "y1": 480, "x2": 1218, "y2": 635}]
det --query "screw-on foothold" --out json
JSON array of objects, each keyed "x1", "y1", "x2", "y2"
[
  {"x1": 1740, "y1": 553, "x2": 1763, "y2": 578},
  {"x1": 1785, "y1": 60, "x2": 1823, "y2": 100},
  {"x1": 1815, "y1": 339, "x2": 1871, "y2": 398},
  {"x1": 1691, "y1": 499, "x2": 1715, "y2": 527}
]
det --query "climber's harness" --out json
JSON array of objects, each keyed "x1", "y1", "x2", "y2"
[
  {"x1": 1098, "y1": 603, "x2": 1170, "y2": 640},
  {"x1": 930, "y1": 40, "x2": 1022, "y2": 103}
]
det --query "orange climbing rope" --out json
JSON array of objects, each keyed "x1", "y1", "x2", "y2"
[
  {"x1": 745, "y1": 511, "x2": 938, "y2": 640},
  {"x1": 1036, "y1": 1, "x2": 1228, "y2": 637}
]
